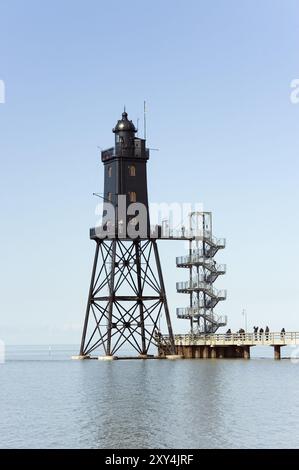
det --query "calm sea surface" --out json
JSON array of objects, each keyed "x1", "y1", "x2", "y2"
[{"x1": 0, "y1": 345, "x2": 299, "y2": 449}]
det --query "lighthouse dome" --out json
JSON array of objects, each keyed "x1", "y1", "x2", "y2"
[{"x1": 113, "y1": 111, "x2": 137, "y2": 133}]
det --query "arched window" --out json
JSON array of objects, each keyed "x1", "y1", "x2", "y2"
[
  {"x1": 107, "y1": 192, "x2": 112, "y2": 202},
  {"x1": 108, "y1": 166, "x2": 112, "y2": 177},
  {"x1": 128, "y1": 191, "x2": 136, "y2": 203},
  {"x1": 129, "y1": 165, "x2": 136, "y2": 176}
]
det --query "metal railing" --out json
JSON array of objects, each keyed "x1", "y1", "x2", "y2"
[
  {"x1": 176, "y1": 308, "x2": 227, "y2": 324},
  {"x1": 160, "y1": 223, "x2": 226, "y2": 244},
  {"x1": 176, "y1": 254, "x2": 226, "y2": 272},
  {"x1": 176, "y1": 281, "x2": 227, "y2": 298},
  {"x1": 161, "y1": 331, "x2": 299, "y2": 346},
  {"x1": 90, "y1": 223, "x2": 226, "y2": 243}
]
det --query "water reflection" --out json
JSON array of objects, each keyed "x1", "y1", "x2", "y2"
[{"x1": 1, "y1": 358, "x2": 299, "y2": 448}]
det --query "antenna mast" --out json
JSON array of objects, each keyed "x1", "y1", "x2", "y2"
[{"x1": 143, "y1": 100, "x2": 146, "y2": 140}]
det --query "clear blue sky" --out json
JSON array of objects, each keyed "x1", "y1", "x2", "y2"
[{"x1": 0, "y1": 0, "x2": 299, "y2": 344}]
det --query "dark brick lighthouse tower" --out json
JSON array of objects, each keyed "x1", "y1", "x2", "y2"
[
  {"x1": 78, "y1": 111, "x2": 175, "y2": 359},
  {"x1": 103, "y1": 111, "x2": 150, "y2": 229}
]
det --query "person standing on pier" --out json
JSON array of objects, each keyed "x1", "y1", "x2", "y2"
[
  {"x1": 253, "y1": 326, "x2": 258, "y2": 340},
  {"x1": 226, "y1": 328, "x2": 231, "y2": 339},
  {"x1": 238, "y1": 328, "x2": 245, "y2": 339},
  {"x1": 281, "y1": 328, "x2": 286, "y2": 339},
  {"x1": 265, "y1": 326, "x2": 270, "y2": 341},
  {"x1": 259, "y1": 327, "x2": 264, "y2": 340}
]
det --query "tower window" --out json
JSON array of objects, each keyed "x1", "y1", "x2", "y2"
[
  {"x1": 107, "y1": 192, "x2": 112, "y2": 202},
  {"x1": 129, "y1": 165, "x2": 136, "y2": 176},
  {"x1": 128, "y1": 191, "x2": 136, "y2": 203},
  {"x1": 108, "y1": 166, "x2": 112, "y2": 177}
]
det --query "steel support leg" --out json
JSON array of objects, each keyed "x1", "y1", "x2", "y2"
[
  {"x1": 80, "y1": 242, "x2": 100, "y2": 355},
  {"x1": 135, "y1": 241, "x2": 146, "y2": 355},
  {"x1": 107, "y1": 240, "x2": 116, "y2": 356},
  {"x1": 152, "y1": 241, "x2": 175, "y2": 354}
]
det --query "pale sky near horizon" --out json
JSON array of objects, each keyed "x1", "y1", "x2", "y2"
[{"x1": 0, "y1": 0, "x2": 299, "y2": 344}]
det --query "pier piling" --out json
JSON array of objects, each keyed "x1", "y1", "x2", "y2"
[{"x1": 273, "y1": 345, "x2": 281, "y2": 360}]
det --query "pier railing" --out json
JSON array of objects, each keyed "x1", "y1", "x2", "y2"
[{"x1": 161, "y1": 332, "x2": 299, "y2": 347}]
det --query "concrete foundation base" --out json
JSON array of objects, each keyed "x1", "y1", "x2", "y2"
[
  {"x1": 98, "y1": 355, "x2": 116, "y2": 361},
  {"x1": 165, "y1": 355, "x2": 184, "y2": 360},
  {"x1": 71, "y1": 355, "x2": 90, "y2": 360}
]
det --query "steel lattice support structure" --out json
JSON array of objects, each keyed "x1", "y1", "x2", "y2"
[{"x1": 80, "y1": 239, "x2": 175, "y2": 357}]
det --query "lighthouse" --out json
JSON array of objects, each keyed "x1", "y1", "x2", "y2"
[{"x1": 78, "y1": 111, "x2": 175, "y2": 358}]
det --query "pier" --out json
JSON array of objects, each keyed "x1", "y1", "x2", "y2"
[{"x1": 159, "y1": 332, "x2": 299, "y2": 360}]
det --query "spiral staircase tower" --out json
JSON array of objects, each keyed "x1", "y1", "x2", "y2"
[{"x1": 176, "y1": 212, "x2": 227, "y2": 334}]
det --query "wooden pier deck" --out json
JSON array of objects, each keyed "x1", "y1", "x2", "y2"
[{"x1": 159, "y1": 332, "x2": 299, "y2": 359}]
